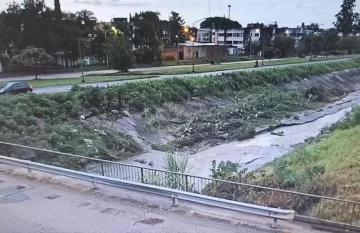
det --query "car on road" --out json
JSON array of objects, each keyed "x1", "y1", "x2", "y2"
[{"x1": 0, "y1": 82, "x2": 33, "y2": 95}]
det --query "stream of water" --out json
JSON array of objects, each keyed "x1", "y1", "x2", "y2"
[{"x1": 121, "y1": 90, "x2": 360, "y2": 178}]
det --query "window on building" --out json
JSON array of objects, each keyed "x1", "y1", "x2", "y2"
[
  {"x1": 219, "y1": 33, "x2": 225, "y2": 37},
  {"x1": 233, "y1": 41, "x2": 239, "y2": 44},
  {"x1": 239, "y1": 33, "x2": 244, "y2": 37},
  {"x1": 255, "y1": 33, "x2": 260, "y2": 37},
  {"x1": 212, "y1": 32, "x2": 215, "y2": 35},
  {"x1": 226, "y1": 33, "x2": 232, "y2": 37},
  {"x1": 226, "y1": 41, "x2": 232, "y2": 44}
]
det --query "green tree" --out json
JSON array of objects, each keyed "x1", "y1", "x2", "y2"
[
  {"x1": 107, "y1": 33, "x2": 133, "y2": 72},
  {"x1": 1, "y1": 2, "x2": 22, "y2": 55},
  {"x1": 264, "y1": 46, "x2": 276, "y2": 59},
  {"x1": 200, "y1": 17, "x2": 242, "y2": 45},
  {"x1": 322, "y1": 29, "x2": 340, "y2": 56},
  {"x1": 132, "y1": 11, "x2": 163, "y2": 64},
  {"x1": 10, "y1": 46, "x2": 56, "y2": 78},
  {"x1": 76, "y1": 9, "x2": 97, "y2": 37},
  {"x1": 244, "y1": 41, "x2": 261, "y2": 56},
  {"x1": 337, "y1": 36, "x2": 360, "y2": 53},
  {"x1": 54, "y1": 0, "x2": 61, "y2": 21},
  {"x1": 299, "y1": 34, "x2": 324, "y2": 56},
  {"x1": 20, "y1": 0, "x2": 58, "y2": 53},
  {"x1": 169, "y1": 11, "x2": 186, "y2": 44},
  {"x1": 273, "y1": 34, "x2": 295, "y2": 57},
  {"x1": 334, "y1": 0, "x2": 357, "y2": 35},
  {"x1": 306, "y1": 23, "x2": 321, "y2": 31}
]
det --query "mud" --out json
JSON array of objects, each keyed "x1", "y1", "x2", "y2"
[{"x1": 119, "y1": 68, "x2": 360, "y2": 177}]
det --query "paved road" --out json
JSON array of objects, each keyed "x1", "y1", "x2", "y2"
[
  {"x1": 1, "y1": 58, "x2": 294, "y2": 83},
  {"x1": 0, "y1": 175, "x2": 265, "y2": 233},
  {"x1": 33, "y1": 58, "x2": 351, "y2": 94}
]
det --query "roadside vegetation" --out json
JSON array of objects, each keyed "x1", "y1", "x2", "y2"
[
  {"x1": 0, "y1": 75, "x2": 157, "y2": 88},
  {"x1": 136, "y1": 55, "x2": 359, "y2": 75},
  {"x1": 0, "y1": 60, "x2": 360, "y2": 161},
  {"x1": 203, "y1": 106, "x2": 360, "y2": 225}
]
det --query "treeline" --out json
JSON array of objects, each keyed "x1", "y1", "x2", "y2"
[{"x1": 0, "y1": 0, "x2": 188, "y2": 69}]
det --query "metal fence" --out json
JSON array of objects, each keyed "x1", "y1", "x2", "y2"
[{"x1": 0, "y1": 141, "x2": 359, "y2": 227}]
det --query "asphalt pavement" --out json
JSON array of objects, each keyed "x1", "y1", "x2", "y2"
[
  {"x1": 32, "y1": 58, "x2": 351, "y2": 94},
  {"x1": 0, "y1": 174, "x2": 266, "y2": 233}
]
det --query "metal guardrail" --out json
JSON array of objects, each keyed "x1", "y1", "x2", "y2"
[
  {"x1": 0, "y1": 141, "x2": 360, "y2": 229},
  {"x1": 0, "y1": 155, "x2": 294, "y2": 228}
]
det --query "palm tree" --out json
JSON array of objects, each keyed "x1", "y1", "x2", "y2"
[
  {"x1": 200, "y1": 17, "x2": 241, "y2": 46},
  {"x1": 54, "y1": 0, "x2": 61, "y2": 21},
  {"x1": 76, "y1": 10, "x2": 97, "y2": 34}
]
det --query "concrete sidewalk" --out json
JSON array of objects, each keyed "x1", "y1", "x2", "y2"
[
  {"x1": 0, "y1": 173, "x2": 266, "y2": 233},
  {"x1": 0, "y1": 163, "x2": 331, "y2": 233}
]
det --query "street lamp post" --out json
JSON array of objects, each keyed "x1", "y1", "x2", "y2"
[
  {"x1": 310, "y1": 33, "x2": 314, "y2": 61},
  {"x1": 175, "y1": 27, "x2": 189, "y2": 62},
  {"x1": 309, "y1": 23, "x2": 324, "y2": 61},
  {"x1": 191, "y1": 37, "x2": 195, "y2": 72},
  {"x1": 78, "y1": 20, "x2": 85, "y2": 82},
  {"x1": 105, "y1": 26, "x2": 117, "y2": 67},
  {"x1": 250, "y1": 28, "x2": 260, "y2": 59},
  {"x1": 176, "y1": 35, "x2": 179, "y2": 62}
]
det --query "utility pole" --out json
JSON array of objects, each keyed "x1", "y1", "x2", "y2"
[
  {"x1": 209, "y1": 0, "x2": 211, "y2": 17},
  {"x1": 228, "y1": 5, "x2": 231, "y2": 19}
]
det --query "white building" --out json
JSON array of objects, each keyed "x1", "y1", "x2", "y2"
[
  {"x1": 248, "y1": 28, "x2": 261, "y2": 43},
  {"x1": 211, "y1": 28, "x2": 245, "y2": 55},
  {"x1": 196, "y1": 28, "x2": 212, "y2": 43}
]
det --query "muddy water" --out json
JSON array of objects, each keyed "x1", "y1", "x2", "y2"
[{"x1": 122, "y1": 90, "x2": 360, "y2": 178}]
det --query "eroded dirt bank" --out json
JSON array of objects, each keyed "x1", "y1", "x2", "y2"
[{"x1": 110, "y1": 68, "x2": 360, "y2": 175}]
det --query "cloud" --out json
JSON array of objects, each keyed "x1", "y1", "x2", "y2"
[
  {"x1": 296, "y1": 2, "x2": 304, "y2": 9},
  {"x1": 105, "y1": 0, "x2": 150, "y2": 7},
  {"x1": 74, "y1": 0, "x2": 102, "y2": 5}
]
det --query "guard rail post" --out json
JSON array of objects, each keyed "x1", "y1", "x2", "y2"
[
  {"x1": 140, "y1": 168, "x2": 144, "y2": 183},
  {"x1": 100, "y1": 162, "x2": 105, "y2": 176},
  {"x1": 272, "y1": 218, "x2": 279, "y2": 228},
  {"x1": 172, "y1": 193, "x2": 179, "y2": 207}
]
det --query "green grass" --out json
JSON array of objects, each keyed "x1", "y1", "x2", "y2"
[
  {"x1": 138, "y1": 56, "x2": 360, "y2": 75},
  {"x1": 0, "y1": 75, "x2": 157, "y2": 88},
  {"x1": 248, "y1": 107, "x2": 360, "y2": 224},
  {"x1": 161, "y1": 56, "x2": 250, "y2": 66},
  {"x1": 0, "y1": 60, "x2": 360, "y2": 161}
]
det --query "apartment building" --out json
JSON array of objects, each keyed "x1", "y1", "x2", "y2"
[
  {"x1": 286, "y1": 27, "x2": 314, "y2": 47},
  {"x1": 210, "y1": 28, "x2": 245, "y2": 55},
  {"x1": 196, "y1": 28, "x2": 212, "y2": 43}
]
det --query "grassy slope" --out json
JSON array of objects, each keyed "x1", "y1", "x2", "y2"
[
  {"x1": 138, "y1": 56, "x2": 359, "y2": 75},
  {"x1": 262, "y1": 108, "x2": 360, "y2": 201},
  {"x1": 0, "y1": 75, "x2": 157, "y2": 88},
  {"x1": 251, "y1": 107, "x2": 360, "y2": 224},
  {"x1": 1, "y1": 60, "x2": 360, "y2": 161},
  {"x1": 29, "y1": 75, "x2": 156, "y2": 88}
]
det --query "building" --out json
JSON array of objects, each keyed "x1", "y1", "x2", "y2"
[
  {"x1": 162, "y1": 41, "x2": 227, "y2": 60},
  {"x1": 286, "y1": 27, "x2": 314, "y2": 47},
  {"x1": 160, "y1": 20, "x2": 171, "y2": 47},
  {"x1": 211, "y1": 28, "x2": 245, "y2": 55},
  {"x1": 196, "y1": 28, "x2": 212, "y2": 43}
]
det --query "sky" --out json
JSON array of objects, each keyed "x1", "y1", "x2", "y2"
[{"x1": 1, "y1": 0, "x2": 360, "y2": 28}]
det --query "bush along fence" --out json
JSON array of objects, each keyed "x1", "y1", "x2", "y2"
[{"x1": 0, "y1": 141, "x2": 359, "y2": 229}]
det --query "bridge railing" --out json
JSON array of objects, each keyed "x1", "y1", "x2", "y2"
[{"x1": 0, "y1": 141, "x2": 359, "y2": 228}]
